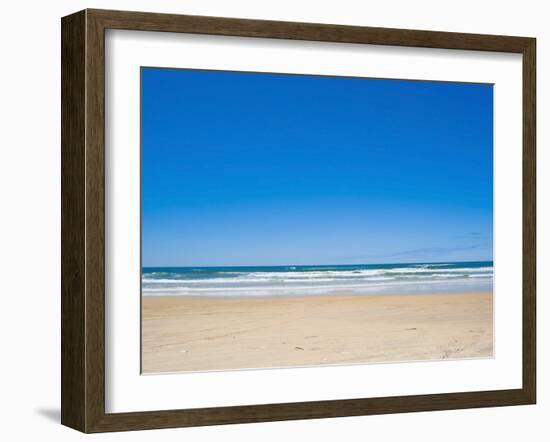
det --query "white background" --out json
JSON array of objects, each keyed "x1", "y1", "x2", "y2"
[
  {"x1": 106, "y1": 30, "x2": 523, "y2": 412},
  {"x1": 0, "y1": 0, "x2": 547, "y2": 440}
]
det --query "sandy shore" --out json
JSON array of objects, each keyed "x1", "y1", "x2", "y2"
[{"x1": 142, "y1": 291, "x2": 493, "y2": 373}]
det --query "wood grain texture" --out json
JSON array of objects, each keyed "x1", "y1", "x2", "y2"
[
  {"x1": 61, "y1": 8, "x2": 537, "y2": 433},
  {"x1": 90, "y1": 8, "x2": 532, "y2": 52},
  {"x1": 84, "y1": 9, "x2": 107, "y2": 432},
  {"x1": 522, "y1": 38, "x2": 536, "y2": 403},
  {"x1": 61, "y1": 10, "x2": 86, "y2": 432}
]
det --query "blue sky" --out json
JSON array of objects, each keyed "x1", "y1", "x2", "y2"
[{"x1": 141, "y1": 68, "x2": 493, "y2": 267}]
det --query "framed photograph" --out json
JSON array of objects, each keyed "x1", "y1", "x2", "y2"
[{"x1": 61, "y1": 9, "x2": 536, "y2": 433}]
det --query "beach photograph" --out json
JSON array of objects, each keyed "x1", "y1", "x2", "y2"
[{"x1": 141, "y1": 68, "x2": 493, "y2": 374}]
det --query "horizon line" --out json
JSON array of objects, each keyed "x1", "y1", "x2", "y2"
[{"x1": 141, "y1": 259, "x2": 494, "y2": 269}]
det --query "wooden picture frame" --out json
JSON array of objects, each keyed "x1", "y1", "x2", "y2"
[{"x1": 61, "y1": 8, "x2": 536, "y2": 433}]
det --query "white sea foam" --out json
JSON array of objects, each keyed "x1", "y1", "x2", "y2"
[
  {"x1": 142, "y1": 279, "x2": 493, "y2": 296},
  {"x1": 142, "y1": 263, "x2": 494, "y2": 297}
]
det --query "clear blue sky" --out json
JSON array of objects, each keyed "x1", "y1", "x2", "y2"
[{"x1": 141, "y1": 68, "x2": 493, "y2": 267}]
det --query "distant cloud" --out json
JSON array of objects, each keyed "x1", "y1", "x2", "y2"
[
  {"x1": 371, "y1": 243, "x2": 487, "y2": 259},
  {"x1": 340, "y1": 242, "x2": 490, "y2": 264},
  {"x1": 454, "y1": 232, "x2": 490, "y2": 240}
]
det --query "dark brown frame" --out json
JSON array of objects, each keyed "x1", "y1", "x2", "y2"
[{"x1": 61, "y1": 8, "x2": 536, "y2": 433}]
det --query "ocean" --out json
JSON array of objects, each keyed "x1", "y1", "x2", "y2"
[{"x1": 142, "y1": 261, "x2": 493, "y2": 297}]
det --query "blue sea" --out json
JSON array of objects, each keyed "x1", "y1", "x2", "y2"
[{"x1": 142, "y1": 261, "x2": 493, "y2": 297}]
